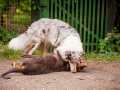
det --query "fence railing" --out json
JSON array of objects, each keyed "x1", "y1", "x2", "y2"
[
  {"x1": 42, "y1": 0, "x2": 109, "y2": 52},
  {"x1": 0, "y1": 0, "x2": 109, "y2": 53}
]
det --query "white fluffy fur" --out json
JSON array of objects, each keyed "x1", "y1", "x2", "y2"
[
  {"x1": 9, "y1": 33, "x2": 30, "y2": 50},
  {"x1": 8, "y1": 18, "x2": 84, "y2": 61},
  {"x1": 56, "y1": 36, "x2": 83, "y2": 60}
]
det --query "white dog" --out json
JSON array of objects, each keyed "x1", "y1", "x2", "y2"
[{"x1": 9, "y1": 18, "x2": 84, "y2": 72}]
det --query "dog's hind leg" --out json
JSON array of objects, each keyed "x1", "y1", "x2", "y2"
[{"x1": 12, "y1": 62, "x2": 24, "y2": 69}]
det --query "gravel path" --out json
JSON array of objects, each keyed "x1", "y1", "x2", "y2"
[{"x1": 0, "y1": 60, "x2": 120, "y2": 90}]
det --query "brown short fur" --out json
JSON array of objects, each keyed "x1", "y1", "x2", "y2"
[
  {"x1": 1, "y1": 51, "x2": 87, "y2": 79},
  {"x1": 1, "y1": 51, "x2": 70, "y2": 79}
]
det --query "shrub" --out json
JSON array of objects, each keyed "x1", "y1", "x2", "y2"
[
  {"x1": 98, "y1": 27, "x2": 120, "y2": 56},
  {"x1": 0, "y1": 26, "x2": 19, "y2": 44}
]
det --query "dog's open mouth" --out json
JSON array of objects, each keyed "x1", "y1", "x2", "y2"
[
  {"x1": 69, "y1": 58, "x2": 87, "y2": 73},
  {"x1": 77, "y1": 59, "x2": 87, "y2": 70}
]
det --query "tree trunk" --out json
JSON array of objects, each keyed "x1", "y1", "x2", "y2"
[
  {"x1": 0, "y1": 9, "x2": 3, "y2": 26},
  {"x1": 4, "y1": 0, "x2": 20, "y2": 29}
]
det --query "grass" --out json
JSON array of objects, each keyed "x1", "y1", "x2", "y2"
[
  {"x1": 82, "y1": 52, "x2": 120, "y2": 62},
  {"x1": 0, "y1": 44, "x2": 41, "y2": 60},
  {"x1": 0, "y1": 44, "x2": 120, "y2": 62},
  {"x1": 0, "y1": 44, "x2": 23, "y2": 60}
]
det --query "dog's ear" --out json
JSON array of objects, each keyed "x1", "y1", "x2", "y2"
[
  {"x1": 65, "y1": 51, "x2": 74, "y2": 61},
  {"x1": 56, "y1": 50, "x2": 62, "y2": 60}
]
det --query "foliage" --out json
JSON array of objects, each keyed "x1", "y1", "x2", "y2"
[
  {"x1": 16, "y1": 0, "x2": 31, "y2": 14},
  {"x1": 82, "y1": 27, "x2": 120, "y2": 62},
  {"x1": 31, "y1": 0, "x2": 41, "y2": 10},
  {"x1": 0, "y1": 0, "x2": 31, "y2": 14},
  {"x1": 0, "y1": 0, "x2": 17, "y2": 9},
  {"x1": 0, "y1": 25, "x2": 40, "y2": 60},
  {"x1": 12, "y1": 14, "x2": 30, "y2": 25},
  {"x1": 98, "y1": 27, "x2": 120, "y2": 56},
  {"x1": 0, "y1": 26, "x2": 19, "y2": 44},
  {"x1": 0, "y1": 0, "x2": 6, "y2": 9}
]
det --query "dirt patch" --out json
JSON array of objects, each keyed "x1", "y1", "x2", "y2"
[{"x1": 0, "y1": 60, "x2": 120, "y2": 90}]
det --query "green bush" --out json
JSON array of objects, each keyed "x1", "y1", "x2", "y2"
[
  {"x1": 0, "y1": 26, "x2": 19, "y2": 44},
  {"x1": 98, "y1": 27, "x2": 120, "y2": 56},
  {"x1": 82, "y1": 27, "x2": 120, "y2": 62}
]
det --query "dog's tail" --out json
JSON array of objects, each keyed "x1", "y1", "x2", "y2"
[
  {"x1": 8, "y1": 33, "x2": 30, "y2": 50},
  {"x1": 1, "y1": 68, "x2": 24, "y2": 79}
]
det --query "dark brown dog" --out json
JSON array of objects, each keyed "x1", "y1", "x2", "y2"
[{"x1": 1, "y1": 51, "x2": 87, "y2": 79}]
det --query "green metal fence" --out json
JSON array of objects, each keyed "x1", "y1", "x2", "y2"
[{"x1": 39, "y1": 0, "x2": 109, "y2": 53}]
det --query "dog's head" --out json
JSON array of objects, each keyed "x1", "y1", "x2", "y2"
[
  {"x1": 65, "y1": 51, "x2": 85, "y2": 61},
  {"x1": 65, "y1": 51, "x2": 85, "y2": 72}
]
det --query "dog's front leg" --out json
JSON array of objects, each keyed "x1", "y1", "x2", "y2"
[
  {"x1": 21, "y1": 41, "x2": 40, "y2": 57},
  {"x1": 28, "y1": 42, "x2": 40, "y2": 55}
]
